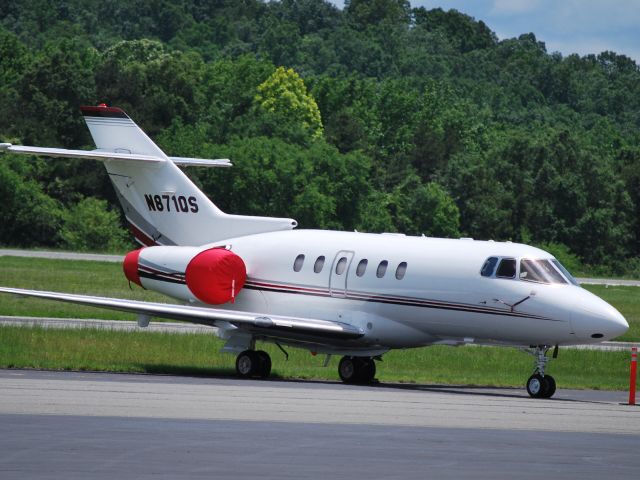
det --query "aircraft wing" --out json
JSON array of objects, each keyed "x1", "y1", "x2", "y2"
[{"x1": 0, "y1": 287, "x2": 364, "y2": 340}]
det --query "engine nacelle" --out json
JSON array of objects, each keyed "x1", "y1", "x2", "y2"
[{"x1": 123, "y1": 246, "x2": 246, "y2": 304}]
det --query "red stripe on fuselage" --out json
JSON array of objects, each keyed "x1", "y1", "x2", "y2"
[{"x1": 127, "y1": 221, "x2": 157, "y2": 247}]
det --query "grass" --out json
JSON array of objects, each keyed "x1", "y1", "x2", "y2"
[
  {"x1": 0, "y1": 256, "x2": 168, "y2": 320},
  {"x1": 0, "y1": 325, "x2": 634, "y2": 390}
]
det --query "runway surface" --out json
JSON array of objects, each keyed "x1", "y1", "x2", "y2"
[{"x1": 1, "y1": 369, "x2": 638, "y2": 479}]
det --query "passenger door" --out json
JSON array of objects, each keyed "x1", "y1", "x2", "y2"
[{"x1": 329, "y1": 251, "x2": 354, "y2": 298}]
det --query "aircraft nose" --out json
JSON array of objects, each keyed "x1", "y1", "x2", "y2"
[
  {"x1": 608, "y1": 307, "x2": 630, "y2": 338},
  {"x1": 572, "y1": 292, "x2": 629, "y2": 342}
]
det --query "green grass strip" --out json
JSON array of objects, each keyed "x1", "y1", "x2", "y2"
[
  {"x1": 0, "y1": 326, "x2": 633, "y2": 391},
  {"x1": 0, "y1": 256, "x2": 167, "y2": 320}
]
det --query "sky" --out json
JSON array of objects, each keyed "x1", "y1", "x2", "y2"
[{"x1": 330, "y1": 0, "x2": 640, "y2": 63}]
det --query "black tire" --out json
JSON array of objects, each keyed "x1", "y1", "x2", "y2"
[
  {"x1": 236, "y1": 350, "x2": 258, "y2": 378},
  {"x1": 358, "y1": 358, "x2": 376, "y2": 384},
  {"x1": 526, "y1": 374, "x2": 548, "y2": 398},
  {"x1": 339, "y1": 356, "x2": 376, "y2": 384},
  {"x1": 541, "y1": 375, "x2": 556, "y2": 398},
  {"x1": 338, "y1": 356, "x2": 358, "y2": 383},
  {"x1": 256, "y1": 350, "x2": 272, "y2": 379}
]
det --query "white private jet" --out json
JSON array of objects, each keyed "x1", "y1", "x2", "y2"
[{"x1": 0, "y1": 105, "x2": 629, "y2": 398}]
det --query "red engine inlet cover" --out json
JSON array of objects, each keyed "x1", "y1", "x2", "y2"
[
  {"x1": 123, "y1": 248, "x2": 143, "y2": 286},
  {"x1": 185, "y1": 248, "x2": 247, "y2": 304}
]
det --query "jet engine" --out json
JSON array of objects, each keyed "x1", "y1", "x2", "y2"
[{"x1": 123, "y1": 246, "x2": 246, "y2": 304}]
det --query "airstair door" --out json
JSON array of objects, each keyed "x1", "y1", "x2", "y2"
[{"x1": 329, "y1": 250, "x2": 354, "y2": 298}]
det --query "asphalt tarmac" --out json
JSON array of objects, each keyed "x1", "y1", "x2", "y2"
[{"x1": 0, "y1": 369, "x2": 638, "y2": 479}]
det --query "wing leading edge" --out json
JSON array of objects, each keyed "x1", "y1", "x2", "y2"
[{"x1": 0, "y1": 287, "x2": 364, "y2": 340}]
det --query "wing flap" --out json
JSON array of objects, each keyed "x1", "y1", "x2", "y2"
[{"x1": 0, "y1": 287, "x2": 364, "y2": 340}]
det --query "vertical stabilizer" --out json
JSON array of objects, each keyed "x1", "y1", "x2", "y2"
[{"x1": 80, "y1": 105, "x2": 297, "y2": 246}]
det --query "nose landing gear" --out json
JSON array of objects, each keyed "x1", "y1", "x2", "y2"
[{"x1": 524, "y1": 346, "x2": 557, "y2": 398}]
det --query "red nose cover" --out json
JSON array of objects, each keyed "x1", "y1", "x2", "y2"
[
  {"x1": 123, "y1": 248, "x2": 143, "y2": 286},
  {"x1": 185, "y1": 248, "x2": 247, "y2": 304}
]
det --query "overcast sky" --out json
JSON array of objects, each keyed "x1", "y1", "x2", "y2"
[{"x1": 330, "y1": 0, "x2": 640, "y2": 63}]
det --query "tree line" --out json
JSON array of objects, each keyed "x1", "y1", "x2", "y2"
[{"x1": 0, "y1": 0, "x2": 639, "y2": 275}]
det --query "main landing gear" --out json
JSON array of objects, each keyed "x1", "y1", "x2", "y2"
[
  {"x1": 524, "y1": 346, "x2": 557, "y2": 399},
  {"x1": 234, "y1": 349, "x2": 378, "y2": 384},
  {"x1": 338, "y1": 356, "x2": 377, "y2": 384},
  {"x1": 235, "y1": 350, "x2": 272, "y2": 379}
]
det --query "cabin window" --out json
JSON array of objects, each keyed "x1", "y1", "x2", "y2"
[
  {"x1": 376, "y1": 260, "x2": 388, "y2": 278},
  {"x1": 495, "y1": 258, "x2": 516, "y2": 279},
  {"x1": 356, "y1": 259, "x2": 368, "y2": 277},
  {"x1": 335, "y1": 256, "x2": 348, "y2": 275},
  {"x1": 395, "y1": 262, "x2": 407, "y2": 280},
  {"x1": 481, "y1": 257, "x2": 499, "y2": 277},
  {"x1": 314, "y1": 256, "x2": 325, "y2": 273},
  {"x1": 293, "y1": 254, "x2": 305, "y2": 272},
  {"x1": 520, "y1": 259, "x2": 567, "y2": 284}
]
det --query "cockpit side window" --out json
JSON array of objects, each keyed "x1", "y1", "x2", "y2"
[
  {"x1": 481, "y1": 257, "x2": 499, "y2": 277},
  {"x1": 551, "y1": 259, "x2": 580, "y2": 286},
  {"x1": 496, "y1": 258, "x2": 516, "y2": 278},
  {"x1": 520, "y1": 259, "x2": 567, "y2": 284}
]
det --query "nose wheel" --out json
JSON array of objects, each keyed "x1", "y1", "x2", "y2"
[
  {"x1": 523, "y1": 346, "x2": 557, "y2": 398},
  {"x1": 526, "y1": 373, "x2": 556, "y2": 398}
]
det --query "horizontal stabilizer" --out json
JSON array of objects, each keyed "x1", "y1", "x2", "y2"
[
  {"x1": 0, "y1": 287, "x2": 364, "y2": 340},
  {"x1": 0, "y1": 144, "x2": 233, "y2": 168},
  {"x1": 169, "y1": 157, "x2": 232, "y2": 168},
  {"x1": 0, "y1": 144, "x2": 163, "y2": 163}
]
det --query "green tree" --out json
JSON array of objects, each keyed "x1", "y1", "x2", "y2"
[
  {"x1": 15, "y1": 38, "x2": 98, "y2": 147},
  {"x1": 0, "y1": 158, "x2": 63, "y2": 247},
  {"x1": 0, "y1": 27, "x2": 28, "y2": 136},
  {"x1": 95, "y1": 39, "x2": 204, "y2": 134},
  {"x1": 60, "y1": 197, "x2": 131, "y2": 252},
  {"x1": 345, "y1": 0, "x2": 411, "y2": 29},
  {"x1": 253, "y1": 66, "x2": 324, "y2": 143}
]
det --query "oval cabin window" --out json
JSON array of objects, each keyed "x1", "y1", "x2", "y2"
[
  {"x1": 376, "y1": 260, "x2": 388, "y2": 278},
  {"x1": 395, "y1": 262, "x2": 407, "y2": 280},
  {"x1": 293, "y1": 254, "x2": 305, "y2": 272},
  {"x1": 356, "y1": 259, "x2": 368, "y2": 277},
  {"x1": 335, "y1": 257, "x2": 348, "y2": 275},
  {"x1": 314, "y1": 256, "x2": 325, "y2": 273}
]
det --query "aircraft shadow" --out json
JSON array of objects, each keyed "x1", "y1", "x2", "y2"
[{"x1": 133, "y1": 364, "x2": 613, "y2": 405}]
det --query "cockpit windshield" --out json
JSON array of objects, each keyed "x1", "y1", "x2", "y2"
[
  {"x1": 519, "y1": 259, "x2": 567, "y2": 284},
  {"x1": 480, "y1": 256, "x2": 580, "y2": 286}
]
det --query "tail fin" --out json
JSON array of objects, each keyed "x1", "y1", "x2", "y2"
[{"x1": 79, "y1": 105, "x2": 297, "y2": 246}]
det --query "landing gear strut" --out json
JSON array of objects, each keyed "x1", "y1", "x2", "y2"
[
  {"x1": 338, "y1": 356, "x2": 376, "y2": 384},
  {"x1": 524, "y1": 346, "x2": 556, "y2": 399},
  {"x1": 235, "y1": 350, "x2": 272, "y2": 379}
]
